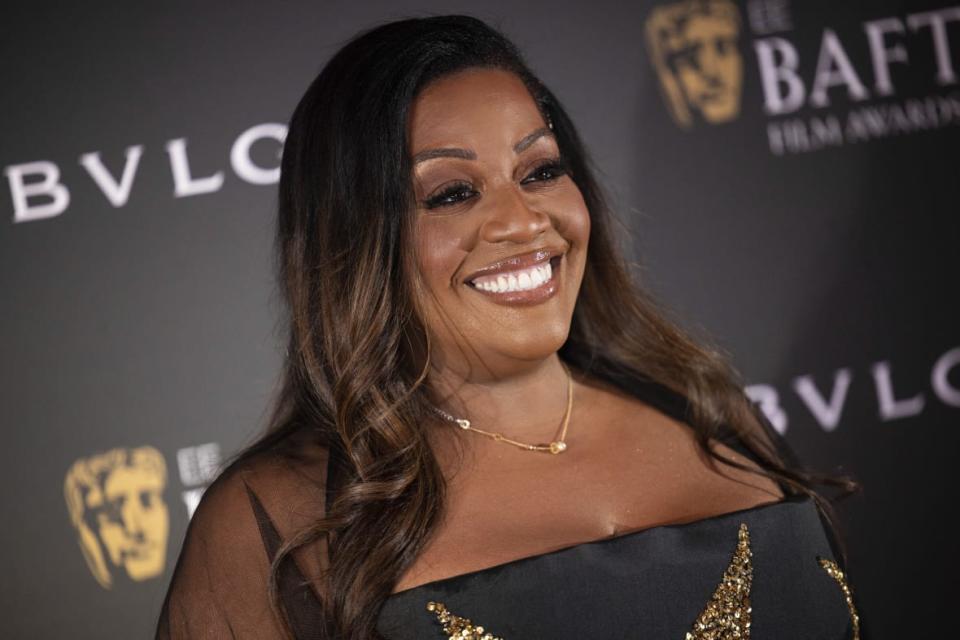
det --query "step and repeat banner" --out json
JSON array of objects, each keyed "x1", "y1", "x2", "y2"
[{"x1": 2, "y1": 1, "x2": 956, "y2": 637}]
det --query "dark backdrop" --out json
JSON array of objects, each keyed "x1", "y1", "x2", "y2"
[{"x1": 2, "y1": 1, "x2": 957, "y2": 637}]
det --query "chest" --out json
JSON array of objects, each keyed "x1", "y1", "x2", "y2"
[{"x1": 394, "y1": 409, "x2": 770, "y2": 593}]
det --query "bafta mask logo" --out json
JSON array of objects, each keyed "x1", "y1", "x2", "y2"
[
  {"x1": 64, "y1": 446, "x2": 169, "y2": 588},
  {"x1": 645, "y1": 0, "x2": 743, "y2": 127}
]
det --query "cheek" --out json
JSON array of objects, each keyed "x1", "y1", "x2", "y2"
[
  {"x1": 560, "y1": 188, "x2": 591, "y2": 250},
  {"x1": 415, "y1": 217, "x2": 469, "y2": 292}
]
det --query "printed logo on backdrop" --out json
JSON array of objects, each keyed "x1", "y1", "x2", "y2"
[
  {"x1": 645, "y1": 0, "x2": 743, "y2": 127},
  {"x1": 744, "y1": 345, "x2": 960, "y2": 435},
  {"x1": 643, "y1": 0, "x2": 960, "y2": 155},
  {"x1": 64, "y1": 442, "x2": 221, "y2": 588},
  {"x1": 3, "y1": 122, "x2": 286, "y2": 224}
]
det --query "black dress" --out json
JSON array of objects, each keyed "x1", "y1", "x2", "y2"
[
  {"x1": 156, "y1": 379, "x2": 863, "y2": 639},
  {"x1": 375, "y1": 494, "x2": 859, "y2": 639}
]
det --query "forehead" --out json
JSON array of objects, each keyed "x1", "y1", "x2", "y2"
[{"x1": 408, "y1": 67, "x2": 545, "y2": 150}]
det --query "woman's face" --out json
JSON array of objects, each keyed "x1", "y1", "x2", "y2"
[{"x1": 408, "y1": 68, "x2": 590, "y2": 378}]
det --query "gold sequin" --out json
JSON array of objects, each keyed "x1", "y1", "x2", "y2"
[
  {"x1": 686, "y1": 523, "x2": 753, "y2": 640},
  {"x1": 818, "y1": 558, "x2": 861, "y2": 640},
  {"x1": 425, "y1": 600, "x2": 503, "y2": 640},
  {"x1": 423, "y1": 523, "x2": 860, "y2": 639}
]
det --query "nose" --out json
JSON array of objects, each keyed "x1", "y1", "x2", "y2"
[{"x1": 479, "y1": 184, "x2": 551, "y2": 244}]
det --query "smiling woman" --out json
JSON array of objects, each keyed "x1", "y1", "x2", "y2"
[
  {"x1": 155, "y1": 14, "x2": 862, "y2": 640},
  {"x1": 410, "y1": 67, "x2": 590, "y2": 377}
]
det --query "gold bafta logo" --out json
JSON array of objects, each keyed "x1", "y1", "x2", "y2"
[
  {"x1": 645, "y1": 0, "x2": 743, "y2": 127},
  {"x1": 64, "y1": 446, "x2": 169, "y2": 588}
]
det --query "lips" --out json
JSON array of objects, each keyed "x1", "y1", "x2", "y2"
[
  {"x1": 463, "y1": 247, "x2": 563, "y2": 285},
  {"x1": 472, "y1": 259, "x2": 553, "y2": 293},
  {"x1": 463, "y1": 248, "x2": 563, "y2": 306}
]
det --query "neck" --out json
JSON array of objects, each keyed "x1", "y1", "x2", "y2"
[{"x1": 426, "y1": 353, "x2": 573, "y2": 443}]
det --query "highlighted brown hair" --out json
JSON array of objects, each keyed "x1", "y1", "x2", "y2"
[{"x1": 228, "y1": 14, "x2": 856, "y2": 639}]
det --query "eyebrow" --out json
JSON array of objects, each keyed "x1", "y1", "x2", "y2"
[{"x1": 412, "y1": 126, "x2": 554, "y2": 165}]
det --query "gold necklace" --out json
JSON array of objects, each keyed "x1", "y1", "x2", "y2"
[{"x1": 431, "y1": 363, "x2": 573, "y2": 454}]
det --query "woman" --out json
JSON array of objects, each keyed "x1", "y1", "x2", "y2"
[{"x1": 156, "y1": 15, "x2": 861, "y2": 640}]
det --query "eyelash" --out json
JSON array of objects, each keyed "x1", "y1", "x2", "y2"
[{"x1": 422, "y1": 157, "x2": 569, "y2": 210}]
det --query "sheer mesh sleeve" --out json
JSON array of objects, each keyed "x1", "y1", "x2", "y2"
[{"x1": 155, "y1": 435, "x2": 331, "y2": 639}]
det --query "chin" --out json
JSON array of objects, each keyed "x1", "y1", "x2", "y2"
[{"x1": 495, "y1": 323, "x2": 571, "y2": 361}]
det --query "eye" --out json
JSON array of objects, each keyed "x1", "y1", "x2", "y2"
[
  {"x1": 520, "y1": 158, "x2": 568, "y2": 186},
  {"x1": 422, "y1": 181, "x2": 478, "y2": 210}
]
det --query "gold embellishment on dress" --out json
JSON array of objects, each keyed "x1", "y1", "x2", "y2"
[
  {"x1": 818, "y1": 558, "x2": 861, "y2": 640},
  {"x1": 426, "y1": 601, "x2": 504, "y2": 640},
  {"x1": 686, "y1": 523, "x2": 753, "y2": 640}
]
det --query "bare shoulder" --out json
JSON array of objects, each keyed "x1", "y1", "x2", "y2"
[{"x1": 576, "y1": 372, "x2": 785, "y2": 521}]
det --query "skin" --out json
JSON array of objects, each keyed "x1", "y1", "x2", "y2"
[
  {"x1": 396, "y1": 67, "x2": 782, "y2": 593},
  {"x1": 409, "y1": 67, "x2": 589, "y2": 445}
]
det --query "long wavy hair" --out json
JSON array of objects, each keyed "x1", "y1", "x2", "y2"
[{"x1": 226, "y1": 14, "x2": 856, "y2": 639}]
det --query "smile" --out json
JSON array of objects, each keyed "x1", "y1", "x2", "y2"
[
  {"x1": 466, "y1": 254, "x2": 562, "y2": 305},
  {"x1": 473, "y1": 260, "x2": 552, "y2": 292}
]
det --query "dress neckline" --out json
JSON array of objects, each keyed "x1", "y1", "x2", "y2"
[{"x1": 387, "y1": 492, "x2": 812, "y2": 599}]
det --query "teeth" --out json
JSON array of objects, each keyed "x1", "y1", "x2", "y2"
[{"x1": 472, "y1": 260, "x2": 554, "y2": 293}]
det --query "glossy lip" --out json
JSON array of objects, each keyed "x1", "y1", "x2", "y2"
[
  {"x1": 463, "y1": 251, "x2": 563, "y2": 307},
  {"x1": 463, "y1": 247, "x2": 563, "y2": 283}
]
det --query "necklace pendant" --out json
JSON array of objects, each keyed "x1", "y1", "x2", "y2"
[{"x1": 548, "y1": 441, "x2": 567, "y2": 454}]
